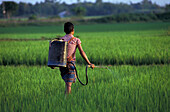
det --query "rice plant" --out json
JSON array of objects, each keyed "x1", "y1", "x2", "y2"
[{"x1": 0, "y1": 65, "x2": 169, "y2": 112}]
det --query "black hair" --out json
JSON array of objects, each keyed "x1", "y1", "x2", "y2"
[{"x1": 64, "y1": 22, "x2": 74, "y2": 34}]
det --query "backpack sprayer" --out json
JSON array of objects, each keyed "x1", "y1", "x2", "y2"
[
  {"x1": 47, "y1": 39, "x2": 68, "y2": 67},
  {"x1": 47, "y1": 38, "x2": 109, "y2": 86}
]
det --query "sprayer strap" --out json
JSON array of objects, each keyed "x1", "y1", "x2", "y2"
[
  {"x1": 68, "y1": 37, "x2": 75, "y2": 44},
  {"x1": 67, "y1": 37, "x2": 76, "y2": 62}
]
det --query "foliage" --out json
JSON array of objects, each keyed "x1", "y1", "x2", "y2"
[
  {"x1": 1, "y1": 1, "x2": 18, "y2": 18},
  {"x1": 28, "y1": 15, "x2": 37, "y2": 20},
  {"x1": 0, "y1": 0, "x2": 165, "y2": 18},
  {"x1": 156, "y1": 12, "x2": 170, "y2": 21},
  {"x1": 165, "y1": 4, "x2": 170, "y2": 12},
  {"x1": 95, "y1": 0, "x2": 102, "y2": 5},
  {"x1": 72, "y1": 6, "x2": 86, "y2": 16},
  {"x1": 0, "y1": 12, "x2": 169, "y2": 27},
  {"x1": 86, "y1": 12, "x2": 170, "y2": 23}
]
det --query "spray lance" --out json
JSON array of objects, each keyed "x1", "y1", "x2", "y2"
[{"x1": 47, "y1": 38, "x2": 110, "y2": 86}]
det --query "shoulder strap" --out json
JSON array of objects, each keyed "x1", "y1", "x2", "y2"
[
  {"x1": 67, "y1": 37, "x2": 76, "y2": 62},
  {"x1": 68, "y1": 37, "x2": 75, "y2": 44}
]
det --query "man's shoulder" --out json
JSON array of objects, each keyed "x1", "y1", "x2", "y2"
[
  {"x1": 60, "y1": 36, "x2": 65, "y2": 39},
  {"x1": 71, "y1": 36, "x2": 80, "y2": 41},
  {"x1": 74, "y1": 37, "x2": 80, "y2": 40},
  {"x1": 74, "y1": 37, "x2": 81, "y2": 45}
]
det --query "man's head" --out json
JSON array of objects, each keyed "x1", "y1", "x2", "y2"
[{"x1": 64, "y1": 22, "x2": 74, "y2": 34}]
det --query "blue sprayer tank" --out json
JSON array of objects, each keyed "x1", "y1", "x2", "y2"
[{"x1": 47, "y1": 39, "x2": 68, "y2": 67}]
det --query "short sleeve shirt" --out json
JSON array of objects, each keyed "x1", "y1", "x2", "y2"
[{"x1": 60, "y1": 34, "x2": 81, "y2": 61}]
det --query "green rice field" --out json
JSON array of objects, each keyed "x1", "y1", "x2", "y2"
[{"x1": 0, "y1": 22, "x2": 170, "y2": 112}]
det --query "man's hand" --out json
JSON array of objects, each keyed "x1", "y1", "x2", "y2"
[
  {"x1": 50, "y1": 66, "x2": 55, "y2": 69},
  {"x1": 89, "y1": 64, "x2": 95, "y2": 69}
]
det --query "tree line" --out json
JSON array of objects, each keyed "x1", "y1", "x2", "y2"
[{"x1": 0, "y1": 0, "x2": 169, "y2": 19}]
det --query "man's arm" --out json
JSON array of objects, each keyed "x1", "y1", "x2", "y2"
[{"x1": 77, "y1": 44, "x2": 95, "y2": 69}]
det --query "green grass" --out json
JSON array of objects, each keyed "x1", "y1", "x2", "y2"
[{"x1": 0, "y1": 65, "x2": 169, "y2": 112}]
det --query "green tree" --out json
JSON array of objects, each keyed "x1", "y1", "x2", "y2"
[
  {"x1": 96, "y1": 0, "x2": 102, "y2": 4},
  {"x1": 141, "y1": 0, "x2": 153, "y2": 9},
  {"x1": 17, "y1": 2, "x2": 32, "y2": 16},
  {"x1": 73, "y1": 6, "x2": 86, "y2": 16},
  {"x1": 45, "y1": 0, "x2": 58, "y2": 3},
  {"x1": 2, "y1": 1, "x2": 18, "y2": 19},
  {"x1": 77, "y1": 0, "x2": 81, "y2": 3},
  {"x1": 165, "y1": 4, "x2": 170, "y2": 12}
]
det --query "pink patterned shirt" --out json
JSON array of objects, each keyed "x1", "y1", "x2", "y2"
[{"x1": 60, "y1": 34, "x2": 81, "y2": 61}]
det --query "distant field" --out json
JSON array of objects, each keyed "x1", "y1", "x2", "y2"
[
  {"x1": 0, "y1": 22, "x2": 169, "y2": 36},
  {"x1": 0, "y1": 22, "x2": 169, "y2": 65},
  {"x1": 0, "y1": 22, "x2": 169, "y2": 112}
]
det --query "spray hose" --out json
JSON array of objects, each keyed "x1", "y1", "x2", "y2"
[
  {"x1": 69, "y1": 62, "x2": 108, "y2": 86},
  {"x1": 68, "y1": 62, "x2": 88, "y2": 86}
]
